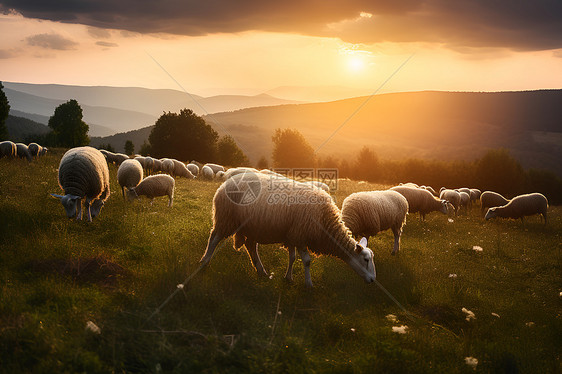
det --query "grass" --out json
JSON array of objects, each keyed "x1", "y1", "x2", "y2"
[{"x1": 0, "y1": 150, "x2": 561, "y2": 373}]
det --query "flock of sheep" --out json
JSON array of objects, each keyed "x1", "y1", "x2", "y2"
[
  {"x1": 45, "y1": 146, "x2": 549, "y2": 287},
  {"x1": 0, "y1": 140, "x2": 48, "y2": 161}
]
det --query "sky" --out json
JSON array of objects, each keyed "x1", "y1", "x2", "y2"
[{"x1": 0, "y1": 0, "x2": 561, "y2": 99}]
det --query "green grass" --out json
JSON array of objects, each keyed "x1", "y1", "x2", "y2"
[{"x1": 1, "y1": 152, "x2": 561, "y2": 373}]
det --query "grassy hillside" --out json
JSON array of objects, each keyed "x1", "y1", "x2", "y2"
[{"x1": 0, "y1": 153, "x2": 560, "y2": 372}]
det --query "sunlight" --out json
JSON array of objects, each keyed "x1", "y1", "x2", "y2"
[{"x1": 348, "y1": 56, "x2": 365, "y2": 72}]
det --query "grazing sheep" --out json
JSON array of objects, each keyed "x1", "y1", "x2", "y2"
[
  {"x1": 15, "y1": 143, "x2": 32, "y2": 162},
  {"x1": 342, "y1": 190, "x2": 408, "y2": 255},
  {"x1": 399, "y1": 182, "x2": 419, "y2": 188},
  {"x1": 470, "y1": 189, "x2": 482, "y2": 204},
  {"x1": 390, "y1": 186, "x2": 449, "y2": 221},
  {"x1": 420, "y1": 185, "x2": 438, "y2": 196},
  {"x1": 99, "y1": 149, "x2": 115, "y2": 165},
  {"x1": 161, "y1": 159, "x2": 175, "y2": 175},
  {"x1": 216, "y1": 170, "x2": 226, "y2": 179},
  {"x1": 457, "y1": 187, "x2": 471, "y2": 196},
  {"x1": 260, "y1": 169, "x2": 287, "y2": 178},
  {"x1": 459, "y1": 191, "x2": 471, "y2": 214},
  {"x1": 200, "y1": 172, "x2": 376, "y2": 287},
  {"x1": 0, "y1": 140, "x2": 17, "y2": 158},
  {"x1": 186, "y1": 163, "x2": 199, "y2": 177},
  {"x1": 223, "y1": 167, "x2": 259, "y2": 180},
  {"x1": 144, "y1": 157, "x2": 155, "y2": 175},
  {"x1": 171, "y1": 159, "x2": 195, "y2": 179},
  {"x1": 50, "y1": 146, "x2": 110, "y2": 222},
  {"x1": 440, "y1": 189, "x2": 461, "y2": 216},
  {"x1": 201, "y1": 165, "x2": 214, "y2": 179},
  {"x1": 113, "y1": 153, "x2": 129, "y2": 165},
  {"x1": 117, "y1": 159, "x2": 143, "y2": 198},
  {"x1": 485, "y1": 193, "x2": 548, "y2": 224},
  {"x1": 134, "y1": 156, "x2": 147, "y2": 169},
  {"x1": 27, "y1": 143, "x2": 44, "y2": 159},
  {"x1": 204, "y1": 163, "x2": 225, "y2": 174},
  {"x1": 152, "y1": 158, "x2": 163, "y2": 174},
  {"x1": 480, "y1": 191, "x2": 510, "y2": 216},
  {"x1": 126, "y1": 174, "x2": 175, "y2": 207},
  {"x1": 190, "y1": 160, "x2": 204, "y2": 169}
]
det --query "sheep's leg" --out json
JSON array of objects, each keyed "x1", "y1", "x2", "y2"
[
  {"x1": 76, "y1": 199, "x2": 82, "y2": 220},
  {"x1": 244, "y1": 239, "x2": 268, "y2": 277},
  {"x1": 168, "y1": 194, "x2": 173, "y2": 207},
  {"x1": 84, "y1": 199, "x2": 92, "y2": 222},
  {"x1": 284, "y1": 246, "x2": 296, "y2": 282},
  {"x1": 297, "y1": 247, "x2": 313, "y2": 288},
  {"x1": 121, "y1": 186, "x2": 125, "y2": 199},
  {"x1": 391, "y1": 228, "x2": 401, "y2": 255},
  {"x1": 200, "y1": 228, "x2": 224, "y2": 268}
]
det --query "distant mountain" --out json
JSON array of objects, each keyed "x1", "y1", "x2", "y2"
[
  {"x1": 89, "y1": 126, "x2": 154, "y2": 153},
  {"x1": 265, "y1": 85, "x2": 373, "y2": 102},
  {"x1": 5, "y1": 115, "x2": 50, "y2": 142}
]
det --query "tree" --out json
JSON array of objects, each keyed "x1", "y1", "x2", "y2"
[
  {"x1": 475, "y1": 148, "x2": 525, "y2": 196},
  {"x1": 0, "y1": 82, "x2": 10, "y2": 140},
  {"x1": 354, "y1": 146, "x2": 379, "y2": 182},
  {"x1": 139, "y1": 140, "x2": 152, "y2": 156},
  {"x1": 124, "y1": 140, "x2": 135, "y2": 155},
  {"x1": 257, "y1": 155, "x2": 269, "y2": 169},
  {"x1": 217, "y1": 135, "x2": 249, "y2": 167},
  {"x1": 48, "y1": 99, "x2": 89, "y2": 147},
  {"x1": 149, "y1": 109, "x2": 218, "y2": 161},
  {"x1": 98, "y1": 143, "x2": 115, "y2": 152},
  {"x1": 271, "y1": 128, "x2": 316, "y2": 168}
]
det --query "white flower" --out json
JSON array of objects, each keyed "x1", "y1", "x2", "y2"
[
  {"x1": 350, "y1": 328, "x2": 356, "y2": 332},
  {"x1": 448, "y1": 218, "x2": 454, "y2": 223},
  {"x1": 385, "y1": 314, "x2": 397, "y2": 322},
  {"x1": 526, "y1": 322, "x2": 535, "y2": 327},
  {"x1": 277, "y1": 311, "x2": 282, "y2": 315},
  {"x1": 559, "y1": 291, "x2": 562, "y2": 297},
  {"x1": 472, "y1": 245, "x2": 483, "y2": 252},
  {"x1": 392, "y1": 325, "x2": 408, "y2": 334},
  {"x1": 176, "y1": 284, "x2": 184, "y2": 289},
  {"x1": 491, "y1": 313, "x2": 500, "y2": 318},
  {"x1": 85, "y1": 321, "x2": 101, "y2": 334},
  {"x1": 448, "y1": 273, "x2": 458, "y2": 278},
  {"x1": 465, "y1": 356, "x2": 478, "y2": 368},
  {"x1": 462, "y1": 308, "x2": 476, "y2": 321}
]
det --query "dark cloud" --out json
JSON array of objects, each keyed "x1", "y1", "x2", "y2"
[
  {"x1": 3, "y1": 0, "x2": 562, "y2": 51},
  {"x1": 25, "y1": 33, "x2": 78, "y2": 50},
  {"x1": 95, "y1": 41, "x2": 118, "y2": 48}
]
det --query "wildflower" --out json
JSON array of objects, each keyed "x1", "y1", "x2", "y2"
[
  {"x1": 85, "y1": 321, "x2": 101, "y2": 334},
  {"x1": 472, "y1": 245, "x2": 483, "y2": 252},
  {"x1": 176, "y1": 284, "x2": 184, "y2": 289},
  {"x1": 462, "y1": 307, "x2": 476, "y2": 321},
  {"x1": 491, "y1": 313, "x2": 500, "y2": 318},
  {"x1": 464, "y1": 356, "x2": 478, "y2": 369},
  {"x1": 385, "y1": 314, "x2": 397, "y2": 322},
  {"x1": 525, "y1": 322, "x2": 535, "y2": 327},
  {"x1": 350, "y1": 328, "x2": 356, "y2": 332},
  {"x1": 392, "y1": 325, "x2": 408, "y2": 334},
  {"x1": 277, "y1": 311, "x2": 282, "y2": 315},
  {"x1": 448, "y1": 273, "x2": 458, "y2": 278},
  {"x1": 448, "y1": 218, "x2": 454, "y2": 223}
]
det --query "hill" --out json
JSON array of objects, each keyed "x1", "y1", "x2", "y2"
[{"x1": 5, "y1": 114, "x2": 50, "y2": 142}]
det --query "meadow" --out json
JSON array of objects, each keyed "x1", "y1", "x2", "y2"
[{"x1": 0, "y1": 149, "x2": 560, "y2": 373}]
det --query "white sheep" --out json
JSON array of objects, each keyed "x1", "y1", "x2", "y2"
[
  {"x1": 152, "y1": 158, "x2": 163, "y2": 174},
  {"x1": 117, "y1": 159, "x2": 143, "y2": 198},
  {"x1": 342, "y1": 190, "x2": 408, "y2": 255},
  {"x1": 204, "y1": 163, "x2": 225, "y2": 174},
  {"x1": 302, "y1": 180, "x2": 330, "y2": 192},
  {"x1": 28, "y1": 143, "x2": 45, "y2": 159},
  {"x1": 485, "y1": 193, "x2": 548, "y2": 224},
  {"x1": 399, "y1": 182, "x2": 419, "y2": 188},
  {"x1": 223, "y1": 167, "x2": 258, "y2": 180},
  {"x1": 459, "y1": 191, "x2": 471, "y2": 214},
  {"x1": 160, "y1": 158, "x2": 175, "y2": 175},
  {"x1": 480, "y1": 191, "x2": 510, "y2": 216},
  {"x1": 15, "y1": 143, "x2": 32, "y2": 162},
  {"x1": 200, "y1": 172, "x2": 376, "y2": 287},
  {"x1": 186, "y1": 163, "x2": 199, "y2": 177},
  {"x1": 126, "y1": 174, "x2": 175, "y2": 207},
  {"x1": 470, "y1": 188, "x2": 482, "y2": 204},
  {"x1": 113, "y1": 153, "x2": 129, "y2": 165},
  {"x1": 171, "y1": 159, "x2": 195, "y2": 179},
  {"x1": 50, "y1": 146, "x2": 110, "y2": 222},
  {"x1": 216, "y1": 170, "x2": 226, "y2": 179},
  {"x1": 390, "y1": 185, "x2": 449, "y2": 221},
  {"x1": 201, "y1": 165, "x2": 215, "y2": 179},
  {"x1": 0, "y1": 140, "x2": 17, "y2": 158},
  {"x1": 420, "y1": 185, "x2": 437, "y2": 196},
  {"x1": 439, "y1": 189, "x2": 461, "y2": 216}
]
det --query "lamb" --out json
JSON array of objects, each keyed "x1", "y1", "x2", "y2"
[
  {"x1": 171, "y1": 159, "x2": 195, "y2": 179},
  {"x1": 342, "y1": 190, "x2": 408, "y2": 255},
  {"x1": 201, "y1": 165, "x2": 214, "y2": 179},
  {"x1": 0, "y1": 140, "x2": 17, "y2": 158},
  {"x1": 485, "y1": 193, "x2": 548, "y2": 224},
  {"x1": 50, "y1": 146, "x2": 110, "y2": 222},
  {"x1": 126, "y1": 174, "x2": 175, "y2": 207},
  {"x1": 480, "y1": 191, "x2": 509, "y2": 216},
  {"x1": 204, "y1": 163, "x2": 225, "y2": 174},
  {"x1": 390, "y1": 185, "x2": 449, "y2": 221},
  {"x1": 200, "y1": 172, "x2": 376, "y2": 287},
  {"x1": 117, "y1": 159, "x2": 143, "y2": 198},
  {"x1": 439, "y1": 189, "x2": 461, "y2": 216},
  {"x1": 15, "y1": 143, "x2": 32, "y2": 162},
  {"x1": 186, "y1": 163, "x2": 199, "y2": 177},
  {"x1": 28, "y1": 143, "x2": 45, "y2": 159}
]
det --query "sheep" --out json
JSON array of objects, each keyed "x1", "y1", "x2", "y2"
[
  {"x1": 302, "y1": 180, "x2": 330, "y2": 192},
  {"x1": 152, "y1": 158, "x2": 163, "y2": 173},
  {"x1": 186, "y1": 163, "x2": 199, "y2": 177},
  {"x1": 161, "y1": 159, "x2": 175, "y2": 175},
  {"x1": 113, "y1": 153, "x2": 129, "y2": 165},
  {"x1": 260, "y1": 169, "x2": 286, "y2": 178},
  {"x1": 216, "y1": 170, "x2": 226, "y2": 179},
  {"x1": 223, "y1": 167, "x2": 259, "y2": 180},
  {"x1": 15, "y1": 143, "x2": 32, "y2": 162},
  {"x1": 456, "y1": 187, "x2": 471, "y2": 196},
  {"x1": 126, "y1": 174, "x2": 175, "y2": 207},
  {"x1": 480, "y1": 191, "x2": 510, "y2": 216},
  {"x1": 200, "y1": 172, "x2": 376, "y2": 287},
  {"x1": 485, "y1": 193, "x2": 548, "y2": 224},
  {"x1": 390, "y1": 185, "x2": 449, "y2": 221},
  {"x1": 204, "y1": 163, "x2": 225, "y2": 174},
  {"x1": 459, "y1": 191, "x2": 471, "y2": 214},
  {"x1": 117, "y1": 159, "x2": 143, "y2": 198},
  {"x1": 420, "y1": 185, "x2": 437, "y2": 196},
  {"x1": 144, "y1": 157, "x2": 155, "y2": 175},
  {"x1": 190, "y1": 160, "x2": 204, "y2": 169},
  {"x1": 134, "y1": 156, "x2": 147, "y2": 169},
  {"x1": 201, "y1": 165, "x2": 214, "y2": 179},
  {"x1": 171, "y1": 159, "x2": 195, "y2": 179},
  {"x1": 0, "y1": 140, "x2": 17, "y2": 158},
  {"x1": 399, "y1": 182, "x2": 419, "y2": 188},
  {"x1": 342, "y1": 190, "x2": 408, "y2": 255},
  {"x1": 50, "y1": 146, "x2": 110, "y2": 222},
  {"x1": 470, "y1": 188, "x2": 482, "y2": 204},
  {"x1": 439, "y1": 189, "x2": 461, "y2": 216},
  {"x1": 28, "y1": 142, "x2": 44, "y2": 159}
]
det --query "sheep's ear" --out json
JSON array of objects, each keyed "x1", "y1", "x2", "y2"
[
  {"x1": 50, "y1": 193, "x2": 63, "y2": 199},
  {"x1": 359, "y1": 237, "x2": 368, "y2": 248}
]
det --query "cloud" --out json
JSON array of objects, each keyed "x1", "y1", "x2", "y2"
[
  {"x1": 3, "y1": 0, "x2": 562, "y2": 51},
  {"x1": 25, "y1": 33, "x2": 78, "y2": 50},
  {"x1": 0, "y1": 48, "x2": 20, "y2": 58},
  {"x1": 88, "y1": 26, "x2": 111, "y2": 39},
  {"x1": 96, "y1": 41, "x2": 118, "y2": 48}
]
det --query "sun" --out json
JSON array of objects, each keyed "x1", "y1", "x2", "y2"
[{"x1": 348, "y1": 56, "x2": 365, "y2": 72}]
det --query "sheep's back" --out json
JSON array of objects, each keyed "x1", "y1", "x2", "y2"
[
  {"x1": 481, "y1": 191, "x2": 509, "y2": 209},
  {"x1": 58, "y1": 147, "x2": 109, "y2": 199},
  {"x1": 117, "y1": 159, "x2": 143, "y2": 188},
  {"x1": 504, "y1": 193, "x2": 548, "y2": 216}
]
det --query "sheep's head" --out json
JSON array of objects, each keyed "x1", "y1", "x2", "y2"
[
  {"x1": 351, "y1": 237, "x2": 376, "y2": 283},
  {"x1": 90, "y1": 199, "x2": 105, "y2": 219},
  {"x1": 51, "y1": 193, "x2": 81, "y2": 219},
  {"x1": 485, "y1": 207, "x2": 497, "y2": 220},
  {"x1": 126, "y1": 187, "x2": 139, "y2": 201},
  {"x1": 439, "y1": 199, "x2": 449, "y2": 214}
]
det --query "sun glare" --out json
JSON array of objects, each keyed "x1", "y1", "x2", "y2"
[{"x1": 348, "y1": 56, "x2": 365, "y2": 72}]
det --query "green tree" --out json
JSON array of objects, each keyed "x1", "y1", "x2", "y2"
[
  {"x1": 217, "y1": 135, "x2": 249, "y2": 167},
  {"x1": 139, "y1": 140, "x2": 152, "y2": 156},
  {"x1": 124, "y1": 140, "x2": 135, "y2": 155},
  {"x1": 354, "y1": 146, "x2": 379, "y2": 182},
  {"x1": 98, "y1": 143, "x2": 115, "y2": 152},
  {"x1": 257, "y1": 155, "x2": 269, "y2": 169},
  {"x1": 149, "y1": 109, "x2": 218, "y2": 161},
  {"x1": 48, "y1": 99, "x2": 89, "y2": 147},
  {"x1": 0, "y1": 81, "x2": 10, "y2": 140},
  {"x1": 271, "y1": 128, "x2": 316, "y2": 168},
  {"x1": 475, "y1": 148, "x2": 525, "y2": 196}
]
